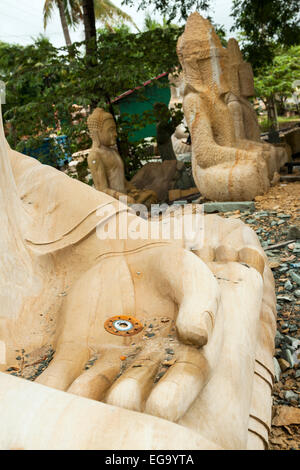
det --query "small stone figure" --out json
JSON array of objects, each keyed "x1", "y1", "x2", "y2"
[{"x1": 87, "y1": 108, "x2": 157, "y2": 206}]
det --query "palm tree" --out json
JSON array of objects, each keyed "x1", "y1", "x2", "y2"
[
  {"x1": 43, "y1": 0, "x2": 139, "y2": 47},
  {"x1": 43, "y1": 0, "x2": 82, "y2": 47}
]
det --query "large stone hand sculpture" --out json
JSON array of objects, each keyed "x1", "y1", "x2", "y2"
[
  {"x1": 226, "y1": 38, "x2": 289, "y2": 179},
  {"x1": 0, "y1": 105, "x2": 218, "y2": 425},
  {"x1": 177, "y1": 13, "x2": 271, "y2": 201},
  {"x1": 0, "y1": 101, "x2": 276, "y2": 450},
  {"x1": 87, "y1": 108, "x2": 157, "y2": 207}
]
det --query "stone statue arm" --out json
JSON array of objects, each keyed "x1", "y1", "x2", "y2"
[
  {"x1": 235, "y1": 138, "x2": 274, "y2": 160},
  {"x1": 223, "y1": 98, "x2": 278, "y2": 179},
  {"x1": 125, "y1": 179, "x2": 136, "y2": 191},
  {"x1": 226, "y1": 96, "x2": 246, "y2": 140},
  {"x1": 234, "y1": 138, "x2": 279, "y2": 181},
  {"x1": 125, "y1": 180, "x2": 157, "y2": 205},
  {"x1": 87, "y1": 151, "x2": 134, "y2": 202},
  {"x1": 183, "y1": 92, "x2": 258, "y2": 169},
  {"x1": 104, "y1": 187, "x2": 135, "y2": 203},
  {"x1": 226, "y1": 97, "x2": 277, "y2": 161}
]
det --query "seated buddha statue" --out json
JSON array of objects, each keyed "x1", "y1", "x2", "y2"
[
  {"x1": 87, "y1": 108, "x2": 157, "y2": 207},
  {"x1": 177, "y1": 13, "x2": 271, "y2": 201}
]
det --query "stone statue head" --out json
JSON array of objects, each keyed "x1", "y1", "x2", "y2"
[
  {"x1": 177, "y1": 12, "x2": 229, "y2": 96},
  {"x1": 239, "y1": 62, "x2": 255, "y2": 98},
  {"x1": 227, "y1": 38, "x2": 243, "y2": 97},
  {"x1": 227, "y1": 38, "x2": 255, "y2": 98},
  {"x1": 87, "y1": 108, "x2": 117, "y2": 147}
]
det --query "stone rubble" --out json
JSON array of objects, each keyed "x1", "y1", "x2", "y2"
[{"x1": 216, "y1": 181, "x2": 299, "y2": 450}]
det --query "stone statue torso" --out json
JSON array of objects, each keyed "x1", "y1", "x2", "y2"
[
  {"x1": 240, "y1": 97, "x2": 261, "y2": 141},
  {"x1": 226, "y1": 90, "x2": 261, "y2": 143},
  {"x1": 212, "y1": 97, "x2": 236, "y2": 147},
  {"x1": 91, "y1": 145, "x2": 127, "y2": 193},
  {"x1": 188, "y1": 90, "x2": 236, "y2": 149}
]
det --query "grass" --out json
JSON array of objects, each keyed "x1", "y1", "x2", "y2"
[{"x1": 259, "y1": 115, "x2": 300, "y2": 132}]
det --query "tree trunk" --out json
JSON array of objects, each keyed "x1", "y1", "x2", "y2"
[
  {"x1": 81, "y1": 0, "x2": 97, "y2": 57},
  {"x1": 266, "y1": 94, "x2": 279, "y2": 131},
  {"x1": 81, "y1": 0, "x2": 100, "y2": 109},
  {"x1": 277, "y1": 96, "x2": 286, "y2": 117},
  {"x1": 57, "y1": 0, "x2": 72, "y2": 47}
]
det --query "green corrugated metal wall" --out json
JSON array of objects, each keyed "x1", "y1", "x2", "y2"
[{"x1": 115, "y1": 76, "x2": 170, "y2": 142}]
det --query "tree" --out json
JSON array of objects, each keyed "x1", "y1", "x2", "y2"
[
  {"x1": 254, "y1": 46, "x2": 300, "y2": 124},
  {"x1": 43, "y1": 0, "x2": 82, "y2": 46},
  {"x1": 81, "y1": 0, "x2": 139, "y2": 55},
  {"x1": 231, "y1": 0, "x2": 300, "y2": 129},
  {"x1": 231, "y1": 0, "x2": 300, "y2": 71},
  {"x1": 44, "y1": 0, "x2": 138, "y2": 49},
  {"x1": 122, "y1": 0, "x2": 211, "y2": 22},
  {"x1": 82, "y1": 0, "x2": 97, "y2": 55}
]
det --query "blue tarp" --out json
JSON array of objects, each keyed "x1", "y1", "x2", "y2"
[{"x1": 21, "y1": 135, "x2": 71, "y2": 167}]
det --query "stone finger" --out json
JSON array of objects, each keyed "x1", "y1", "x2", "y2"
[
  {"x1": 67, "y1": 350, "x2": 122, "y2": 401},
  {"x1": 105, "y1": 351, "x2": 163, "y2": 412},
  {"x1": 145, "y1": 346, "x2": 209, "y2": 422}
]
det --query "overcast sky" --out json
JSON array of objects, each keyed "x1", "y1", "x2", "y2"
[{"x1": 0, "y1": 0, "x2": 236, "y2": 47}]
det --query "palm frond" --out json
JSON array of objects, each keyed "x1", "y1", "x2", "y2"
[
  {"x1": 43, "y1": 0, "x2": 56, "y2": 29},
  {"x1": 143, "y1": 12, "x2": 161, "y2": 31},
  {"x1": 68, "y1": 0, "x2": 83, "y2": 25},
  {"x1": 43, "y1": 0, "x2": 82, "y2": 29},
  {"x1": 94, "y1": 0, "x2": 140, "y2": 31}
]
